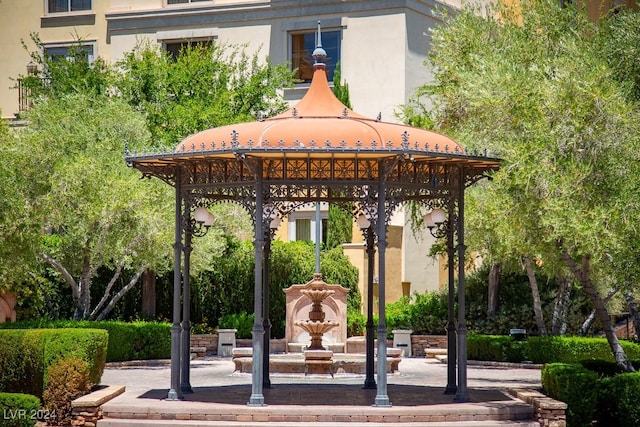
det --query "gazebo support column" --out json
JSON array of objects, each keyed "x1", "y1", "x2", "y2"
[
  {"x1": 248, "y1": 161, "x2": 265, "y2": 407},
  {"x1": 180, "y1": 225, "x2": 193, "y2": 394},
  {"x1": 445, "y1": 199, "x2": 457, "y2": 395},
  {"x1": 262, "y1": 228, "x2": 271, "y2": 389},
  {"x1": 363, "y1": 226, "x2": 376, "y2": 389},
  {"x1": 168, "y1": 171, "x2": 183, "y2": 401},
  {"x1": 374, "y1": 181, "x2": 391, "y2": 407},
  {"x1": 454, "y1": 168, "x2": 470, "y2": 403}
]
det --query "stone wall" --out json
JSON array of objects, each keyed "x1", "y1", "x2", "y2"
[{"x1": 411, "y1": 335, "x2": 447, "y2": 357}]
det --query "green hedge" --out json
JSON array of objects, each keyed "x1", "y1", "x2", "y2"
[
  {"x1": 542, "y1": 363, "x2": 598, "y2": 427},
  {"x1": 0, "y1": 320, "x2": 170, "y2": 362},
  {"x1": 0, "y1": 393, "x2": 40, "y2": 427},
  {"x1": 597, "y1": 371, "x2": 640, "y2": 427},
  {"x1": 0, "y1": 329, "x2": 107, "y2": 399},
  {"x1": 467, "y1": 334, "x2": 640, "y2": 364}
]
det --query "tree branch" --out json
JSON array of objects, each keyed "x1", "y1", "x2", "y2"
[
  {"x1": 38, "y1": 252, "x2": 80, "y2": 308},
  {"x1": 96, "y1": 264, "x2": 147, "y2": 321}
]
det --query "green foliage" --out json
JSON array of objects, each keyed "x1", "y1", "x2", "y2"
[
  {"x1": 115, "y1": 40, "x2": 294, "y2": 147},
  {"x1": 385, "y1": 292, "x2": 448, "y2": 335},
  {"x1": 19, "y1": 32, "x2": 113, "y2": 100},
  {"x1": 527, "y1": 336, "x2": 640, "y2": 364},
  {"x1": 542, "y1": 363, "x2": 598, "y2": 427},
  {"x1": 413, "y1": 0, "x2": 640, "y2": 365},
  {"x1": 218, "y1": 312, "x2": 254, "y2": 339},
  {"x1": 0, "y1": 320, "x2": 168, "y2": 363},
  {"x1": 466, "y1": 334, "x2": 527, "y2": 363},
  {"x1": 597, "y1": 371, "x2": 640, "y2": 427},
  {"x1": 346, "y1": 307, "x2": 366, "y2": 337},
  {"x1": 0, "y1": 393, "x2": 40, "y2": 427},
  {"x1": 192, "y1": 239, "x2": 360, "y2": 338},
  {"x1": 332, "y1": 62, "x2": 351, "y2": 108},
  {"x1": 0, "y1": 329, "x2": 107, "y2": 399},
  {"x1": 43, "y1": 358, "x2": 91, "y2": 427},
  {"x1": 326, "y1": 204, "x2": 353, "y2": 250},
  {"x1": 464, "y1": 265, "x2": 591, "y2": 336}
]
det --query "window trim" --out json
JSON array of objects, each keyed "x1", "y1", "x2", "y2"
[
  {"x1": 42, "y1": 40, "x2": 97, "y2": 64},
  {"x1": 287, "y1": 21, "x2": 344, "y2": 86},
  {"x1": 44, "y1": 0, "x2": 93, "y2": 16}
]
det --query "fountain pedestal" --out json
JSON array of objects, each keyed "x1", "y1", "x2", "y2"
[{"x1": 303, "y1": 349, "x2": 334, "y2": 377}]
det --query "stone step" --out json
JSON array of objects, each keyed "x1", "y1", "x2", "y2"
[{"x1": 99, "y1": 420, "x2": 540, "y2": 427}]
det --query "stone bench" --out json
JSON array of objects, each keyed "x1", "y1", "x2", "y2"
[
  {"x1": 190, "y1": 346, "x2": 207, "y2": 359},
  {"x1": 425, "y1": 348, "x2": 448, "y2": 358},
  {"x1": 71, "y1": 385, "x2": 125, "y2": 427}
]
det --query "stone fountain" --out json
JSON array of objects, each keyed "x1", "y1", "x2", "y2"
[
  {"x1": 286, "y1": 273, "x2": 346, "y2": 375},
  {"x1": 295, "y1": 277, "x2": 339, "y2": 350}
]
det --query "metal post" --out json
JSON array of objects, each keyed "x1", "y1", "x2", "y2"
[
  {"x1": 363, "y1": 226, "x2": 376, "y2": 389},
  {"x1": 315, "y1": 202, "x2": 321, "y2": 273},
  {"x1": 262, "y1": 229, "x2": 271, "y2": 389},
  {"x1": 180, "y1": 227, "x2": 193, "y2": 394},
  {"x1": 168, "y1": 170, "x2": 183, "y2": 401},
  {"x1": 454, "y1": 167, "x2": 470, "y2": 403},
  {"x1": 248, "y1": 160, "x2": 265, "y2": 406},
  {"x1": 444, "y1": 200, "x2": 457, "y2": 395},
  {"x1": 374, "y1": 179, "x2": 391, "y2": 407}
]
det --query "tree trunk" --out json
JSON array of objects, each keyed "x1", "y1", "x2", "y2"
[
  {"x1": 561, "y1": 251, "x2": 634, "y2": 372},
  {"x1": 488, "y1": 262, "x2": 502, "y2": 316},
  {"x1": 578, "y1": 286, "x2": 619, "y2": 336},
  {"x1": 625, "y1": 291, "x2": 640, "y2": 340},
  {"x1": 551, "y1": 273, "x2": 571, "y2": 335},
  {"x1": 142, "y1": 268, "x2": 157, "y2": 318},
  {"x1": 96, "y1": 265, "x2": 147, "y2": 321},
  {"x1": 524, "y1": 256, "x2": 547, "y2": 335}
]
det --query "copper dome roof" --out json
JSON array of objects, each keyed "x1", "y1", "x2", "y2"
[{"x1": 175, "y1": 65, "x2": 471, "y2": 159}]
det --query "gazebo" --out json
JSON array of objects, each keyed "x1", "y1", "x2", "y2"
[{"x1": 125, "y1": 26, "x2": 500, "y2": 407}]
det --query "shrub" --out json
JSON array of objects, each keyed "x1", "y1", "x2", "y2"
[
  {"x1": 0, "y1": 393, "x2": 40, "y2": 427},
  {"x1": 467, "y1": 334, "x2": 527, "y2": 362},
  {"x1": 219, "y1": 312, "x2": 254, "y2": 339},
  {"x1": 542, "y1": 363, "x2": 598, "y2": 427},
  {"x1": 42, "y1": 358, "x2": 91, "y2": 427},
  {"x1": 385, "y1": 291, "x2": 448, "y2": 335},
  {"x1": 528, "y1": 336, "x2": 640, "y2": 364},
  {"x1": 346, "y1": 307, "x2": 366, "y2": 337},
  {"x1": 597, "y1": 371, "x2": 640, "y2": 427},
  {"x1": 0, "y1": 320, "x2": 170, "y2": 362},
  {"x1": 0, "y1": 329, "x2": 107, "y2": 399}
]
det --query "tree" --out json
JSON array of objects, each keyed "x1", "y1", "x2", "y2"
[
  {"x1": 14, "y1": 93, "x2": 173, "y2": 320},
  {"x1": 407, "y1": 0, "x2": 640, "y2": 370},
  {"x1": 115, "y1": 40, "x2": 294, "y2": 147}
]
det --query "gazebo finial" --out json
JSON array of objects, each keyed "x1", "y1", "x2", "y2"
[{"x1": 312, "y1": 20, "x2": 327, "y2": 66}]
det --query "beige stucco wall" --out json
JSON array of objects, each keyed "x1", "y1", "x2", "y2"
[{"x1": 0, "y1": 0, "x2": 112, "y2": 119}]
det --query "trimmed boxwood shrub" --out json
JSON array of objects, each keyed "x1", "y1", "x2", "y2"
[
  {"x1": 596, "y1": 371, "x2": 640, "y2": 427},
  {"x1": 0, "y1": 329, "x2": 107, "y2": 399},
  {"x1": 542, "y1": 363, "x2": 598, "y2": 427},
  {"x1": 0, "y1": 320, "x2": 170, "y2": 362},
  {"x1": 467, "y1": 334, "x2": 527, "y2": 362},
  {"x1": 0, "y1": 393, "x2": 40, "y2": 427},
  {"x1": 527, "y1": 336, "x2": 640, "y2": 364}
]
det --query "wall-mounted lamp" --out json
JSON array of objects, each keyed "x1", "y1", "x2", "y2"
[{"x1": 26, "y1": 61, "x2": 38, "y2": 76}]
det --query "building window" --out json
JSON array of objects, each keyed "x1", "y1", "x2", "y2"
[
  {"x1": 291, "y1": 30, "x2": 340, "y2": 83},
  {"x1": 295, "y1": 219, "x2": 311, "y2": 242},
  {"x1": 44, "y1": 44, "x2": 95, "y2": 63},
  {"x1": 164, "y1": 40, "x2": 212, "y2": 61},
  {"x1": 47, "y1": 0, "x2": 92, "y2": 13}
]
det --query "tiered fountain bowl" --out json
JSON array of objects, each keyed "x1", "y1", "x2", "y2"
[{"x1": 295, "y1": 279, "x2": 339, "y2": 350}]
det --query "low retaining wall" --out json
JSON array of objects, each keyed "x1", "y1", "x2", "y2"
[{"x1": 509, "y1": 389, "x2": 567, "y2": 427}]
